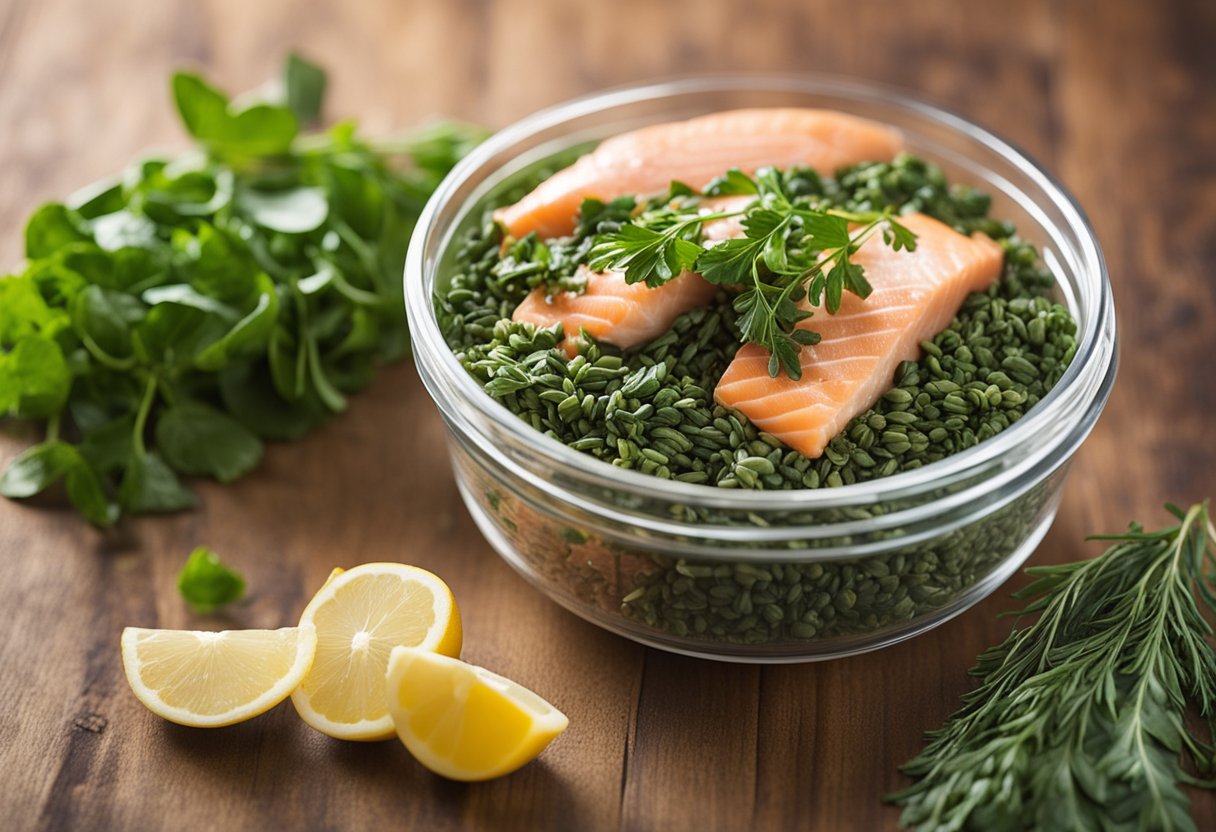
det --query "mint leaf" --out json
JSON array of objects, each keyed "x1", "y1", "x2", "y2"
[{"x1": 177, "y1": 547, "x2": 245, "y2": 613}]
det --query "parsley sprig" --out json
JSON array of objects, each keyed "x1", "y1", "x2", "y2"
[
  {"x1": 890, "y1": 502, "x2": 1216, "y2": 832},
  {"x1": 587, "y1": 167, "x2": 916, "y2": 379}
]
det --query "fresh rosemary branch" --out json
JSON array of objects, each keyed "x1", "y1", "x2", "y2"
[
  {"x1": 890, "y1": 502, "x2": 1216, "y2": 832},
  {"x1": 586, "y1": 167, "x2": 916, "y2": 380}
]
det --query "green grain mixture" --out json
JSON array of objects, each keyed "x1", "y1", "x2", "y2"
[{"x1": 437, "y1": 154, "x2": 1079, "y2": 490}]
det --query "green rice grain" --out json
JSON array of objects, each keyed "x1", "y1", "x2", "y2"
[{"x1": 436, "y1": 154, "x2": 1079, "y2": 648}]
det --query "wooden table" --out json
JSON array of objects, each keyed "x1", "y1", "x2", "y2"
[{"x1": 2, "y1": 1, "x2": 1213, "y2": 829}]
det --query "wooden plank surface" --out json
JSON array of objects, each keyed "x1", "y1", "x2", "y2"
[{"x1": 1, "y1": 0, "x2": 1213, "y2": 829}]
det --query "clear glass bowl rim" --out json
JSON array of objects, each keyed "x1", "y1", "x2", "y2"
[{"x1": 405, "y1": 74, "x2": 1115, "y2": 516}]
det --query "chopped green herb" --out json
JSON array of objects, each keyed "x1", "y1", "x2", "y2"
[
  {"x1": 890, "y1": 502, "x2": 1216, "y2": 832},
  {"x1": 0, "y1": 55, "x2": 485, "y2": 525},
  {"x1": 177, "y1": 546, "x2": 246, "y2": 613},
  {"x1": 587, "y1": 166, "x2": 917, "y2": 379}
]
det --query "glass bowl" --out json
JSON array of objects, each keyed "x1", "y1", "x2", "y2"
[{"x1": 404, "y1": 77, "x2": 1117, "y2": 662}]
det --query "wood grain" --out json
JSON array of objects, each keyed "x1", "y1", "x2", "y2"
[{"x1": 1, "y1": 1, "x2": 1213, "y2": 830}]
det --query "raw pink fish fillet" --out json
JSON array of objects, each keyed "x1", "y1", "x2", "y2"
[
  {"x1": 494, "y1": 108, "x2": 904, "y2": 240},
  {"x1": 714, "y1": 214, "x2": 1005, "y2": 459},
  {"x1": 511, "y1": 198, "x2": 751, "y2": 355}
]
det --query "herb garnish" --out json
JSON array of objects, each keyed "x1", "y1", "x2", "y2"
[
  {"x1": 177, "y1": 546, "x2": 246, "y2": 613},
  {"x1": 890, "y1": 502, "x2": 1216, "y2": 832},
  {"x1": 0, "y1": 55, "x2": 483, "y2": 525},
  {"x1": 587, "y1": 167, "x2": 916, "y2": 379}
]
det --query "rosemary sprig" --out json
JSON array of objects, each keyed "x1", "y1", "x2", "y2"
[
  {"x1": 587, "y1": 167, "x2": 916, "y2": 380},
  {"x1": 890, "y1": 502, "x2": 1216, "y2": 832}
]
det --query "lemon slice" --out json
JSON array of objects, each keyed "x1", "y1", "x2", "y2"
[
  {"x1": 291, "y1": 563, "x2": 462, "y2": 740},
  {"x1": 386, "y1": 647, "x2": 569, "y2": 781},
  {"x1": 121, "y1": 625, "x2": 317, "y2": 728}
]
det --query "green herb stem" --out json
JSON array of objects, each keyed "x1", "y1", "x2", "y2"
[{"x1": 890, "y1": 502, "x2": 1216, "y2": 832}]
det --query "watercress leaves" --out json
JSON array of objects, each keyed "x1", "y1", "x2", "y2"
[
  {"x1": 156, "y1": 401, "x2": 263, "y2": 483},
  {"x1": 282, "y1": 53, "x2": 327, "y2": 125},
  {"x1": 0, "y1": 55, "x2": 483, "y2": 525},
  {"x1": 0, "y1": 441, "x2": 113, "y2": 525},
  {"x1": 172, "y1": 72, "x2": 298, "y2": 159},
  {"x1": 177, "y1": 546, "x2": 246, "y2": 613}
]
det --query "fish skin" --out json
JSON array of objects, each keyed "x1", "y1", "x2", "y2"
[
  {"x1": 494, "y1": 108, "x2": 904, "y2": 240},
  {"x1": 713, "y1": 213, "x2": 1005, "y2": 459}
]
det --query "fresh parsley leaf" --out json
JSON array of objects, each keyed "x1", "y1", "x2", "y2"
[
  {"x1": 586, "y1": 172, "x2": 918, "y2": 377},
  {"x1": 696, "y1": 236, "x2": 763, "y2": 286},
  {"x1": 177, "y1": 546, "x2": 246, "y2": 613},
  {"x1": 703, "y1": 168, "x2": 759, "y2": 196},
  {"x1": 587, "y1": 221, "x2": 703, "y2": 288}
]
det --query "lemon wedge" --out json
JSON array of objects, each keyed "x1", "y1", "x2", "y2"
[
  {"x1": 291, "y1": 563, "x2": 462, "y2": 740},
  {"x1": 386, "y1": 647, "x2": 568, "y2": 781},
  {"x1": 121, "y1": 625, "x2": 317, "y2": 727}
]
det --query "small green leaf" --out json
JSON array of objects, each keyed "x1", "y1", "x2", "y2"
[
  {"x1": 0, "y1": 441, "x2": 79, "y2": 497},
  {"x1": 71, "y1": 285, "x2": 147, "y2": 362},
  {"x1": 78, "y1": 415, "x2": 137, "y2": 475},
  {"x1": 282, "y1": 53, "x2": 327, "y2": 125},
  {"x1": 131, "y1": 300, "x2": 231, "y2": 370},
  {"x1": 238, "y1": 187, "x2": 329, "y2": 234},
  {"x1": 173, "y1": 222, "x2": 259, "y2": 302},
  {"x1": 172, "y1": 72, "x2": 232, "y2": 143},
  {"x1": 326, "y1": 161, "x2": 385, "y2": 239},
  {"x1": 118, "y1": 452, "x2": 196, "y2": 512},
  {"x1": 695, "y1": 236, "x2": 762, "y2": 286},
  {"x1": 703, "y1": 168, "x2": 758, "y2": 196},
  {"x1": 156, "y1": 401, "x2": 264, "y2": 483},
  {"x1": 0, "y1": 441, "x2": 114, "y2": 526},
  {"x1": 172, "y1": 72, "x2": 298, "y2": 158},
  {"x1": 91, "y1": 210, "x2": 159, "y2": 251},
  {"x1": 218, "y1": 359, "x2": 325, "y2": 440},
  {"x1": 801, "y1": 212, "x2": 851, "y2": 250},
  {"x1": 0, "y1": 335, "x2": 72, "y2": 418},
  {"x1": 64, "y1": 457, "x2": 115, "y2": 526},
  {"x1": 194, "y1": 278, "x2": 280, "y2": 371},
  {"x1": 25, "y1": 203, "x2": 91, "y2": 259},
  {"x1": 177, "y1": 546, "x2": 246, "y2": 613}
]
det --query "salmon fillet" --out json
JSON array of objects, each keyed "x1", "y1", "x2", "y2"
[
  {"x1": 513, "y1": 268, "x2": 718, "y2": 357},
  {"x1": 714, "y1": 214, "x2": 1005, "y2": 459},
  {"x1": 511, "y1": 198, "x2": 751, "y2": 355},
  {"x1": 495, "y1": 108, "x2": 904, "y2": 240}
]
